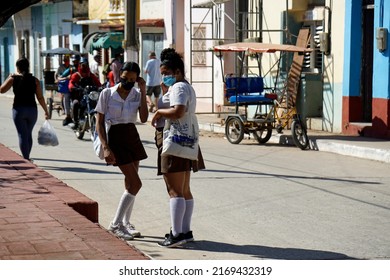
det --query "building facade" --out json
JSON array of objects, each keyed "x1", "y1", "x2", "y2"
[
  {"x1": 343, "y1": 0, "x2": 390, "y2": 138},
  {"x1": 0, "y1": 0, "x2": 84, "y2": 82},
  {"x1": 187, "y1": 0, "x2": 390, "y2": 139},
  {"x1": 2, "y1": 0, "x2": 389, "y2": 139}
]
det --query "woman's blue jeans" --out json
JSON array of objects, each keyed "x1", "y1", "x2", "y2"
[{"x1": 12, "y1": 106, "x2": 38, "y2": 160}]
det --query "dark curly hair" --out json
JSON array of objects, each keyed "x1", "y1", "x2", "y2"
[
  {"x1": 120, "y1": 61, "x2": 141, "y2": 77},
  {"x1": 160, "y1": 48, "x2": 185, "y2": 77}
]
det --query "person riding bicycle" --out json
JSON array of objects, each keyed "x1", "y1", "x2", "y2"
[{"x1": 68, "y1": 57, "x2": 101, "y2": 128}]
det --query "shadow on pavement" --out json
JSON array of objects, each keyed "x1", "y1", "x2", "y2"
[
  {"x1": 199, "y1": 169, "x2": 389, "y2": 211},
  {"x1": 201, "y1": 169, "x2": 380, "y2": 185},
  {"x1": 32, "y1": 157, "x2": 157, "y2": 174},
  {"x1": 184, "y1": 240, "x2": 358, "y2": 260}
]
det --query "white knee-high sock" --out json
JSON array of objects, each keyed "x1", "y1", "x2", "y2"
[
  {"x1": 170, "y1": 197, "x2": 186, "y2": 237},
  {"x1": 123, "y1": 194, "x2": 136, "y2": 225},
  {"x1": 112, "y1": 191, "x2": 135, "y2": 226},
  {"x1": 182, "y1": 199, "x2": 194, "y2": 233}
]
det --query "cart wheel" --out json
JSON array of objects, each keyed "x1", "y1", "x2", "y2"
[
  {"x1": 276, "y1": 124, "x2": 283, "y2": 133},
  {"x1": 225, "y1": 117, "x2": 244, "y2": 144},
  {"x1": 291, "y1": 119, "x2": 309, "y2": 150},
  {"x1": 46, "y1": 98, "x2": 53, "y2": 119},
  {"x1": 253, "y1": 124, "x2": 272, "y2": 144}
]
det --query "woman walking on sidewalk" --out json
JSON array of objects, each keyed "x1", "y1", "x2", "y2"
[
  {"x1": 151, "y1": 48, "x2": 205, "y2": 248},
  {"x1": 0, "y1": 57, "x2": 49, "y2": 160},
  {"x1": 95, "y1": 61, "x2": 148, "y2": 240}
]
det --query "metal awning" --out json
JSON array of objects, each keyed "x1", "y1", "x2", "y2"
[
  {"x1": 213, "y1": 42, "x2": 312, "y2": 54},
  {"x1": 92, "y1": 32, "x2": 123, "y2": 49},
  {"x1": 84, "y1": 32, "x2": 124, "y2": 53},
  {"x1": 41, "y1": 47, "x2": 82, "y2": 56},
  {"x1": 75, "y1": 19, "x2": 102, "y2": 25},
  {"x1": 192, "y1": 0, "x2": 231, "y2": 8}
]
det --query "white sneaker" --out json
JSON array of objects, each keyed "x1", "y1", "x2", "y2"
[
  {"x1": 124, "y1": 223, "x2": 141, "y2": 237},
  {"x1": 108, "y1": 223, "x2": 134, "y2": 240}
]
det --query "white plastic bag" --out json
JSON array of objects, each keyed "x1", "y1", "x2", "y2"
[
  {"x1": 93, "y1": 131, "x2": 104, "y2": 160},
  {"x1": 38, "y1": 120, "x2": 59, "y2": 146},
  {"x1": 93, "y1": 122, "x2": 110, "y2": 160}
]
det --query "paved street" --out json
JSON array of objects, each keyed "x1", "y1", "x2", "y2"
[{"x1": 1, "y1": 95, "x2": 390, "y2": 260}]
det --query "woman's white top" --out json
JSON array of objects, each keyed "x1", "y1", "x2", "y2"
[
  {"x1": 156, "y1": 90, "x2": 170, "y2": 129},
  {"x1": 164, "y1": 81, "x2": 196, "y2": 114},
  {"x1": 95, "y1": 84, "x2": 141, "y2": 124}
]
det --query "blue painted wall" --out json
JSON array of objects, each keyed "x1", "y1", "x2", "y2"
[
  {"x1": 373, "y1": 0, "x2": 390, "y2": 99},
  {"x1": 343, "y1": 0, "x2": 362, "y2": 98},
  {"x1": 0, "y1": 19, "x2": 15, "y2": 80}
]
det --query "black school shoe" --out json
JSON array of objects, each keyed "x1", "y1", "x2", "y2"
[
  {"x1": 164, "y1": 231, "x2": 194, "y2": 242},
  {"x1": 158, "y1": 231, "x2": 186, "y2": 248},
  {"x1": 62, "y1": 117, "x2": 73, "y2": 126},
  {"x1": 184, "y1": 231, "x2": 194, "y2": 242}
]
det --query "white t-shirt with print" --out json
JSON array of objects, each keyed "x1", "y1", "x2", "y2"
[
  {"x1": 95, "y1": 84, "x2": 141, "y2": 124},
  {"x1": 166, "y1": 81, "x2": 196, "y2": 114}
]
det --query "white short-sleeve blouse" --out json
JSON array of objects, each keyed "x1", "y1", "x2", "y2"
[{"x1": 95, "y1": 84, "x2": 141, "y2": 124}]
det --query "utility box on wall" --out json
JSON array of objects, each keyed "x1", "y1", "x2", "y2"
[{"x1": 297, "y1": 73, "x2": 323, "y2": 118}]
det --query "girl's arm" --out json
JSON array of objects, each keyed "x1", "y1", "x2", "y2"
[
  {"x1": 151, "y1": 105, "x2": 185, "y2": 127},
  {"x1": 35, "y1": 78, "x2": 49, "y2": 119},
  {"x1": 137, "y1": 76, "x2": 149, "y2": 123},
  {"x1": 0, "y1": 74, "x2": 14, "y2": 93}
]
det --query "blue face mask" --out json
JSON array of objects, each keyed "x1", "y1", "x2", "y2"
[
  {"x1": 120, "y1": 78, "x2": 135, "y2": 91},
  {"x1": 162, "y1": 75, "x2": 176, "y2": 86}
]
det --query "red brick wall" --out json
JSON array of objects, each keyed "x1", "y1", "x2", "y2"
[{"x1": 342, "y1": 96, "x2": 390, "y2": 139}]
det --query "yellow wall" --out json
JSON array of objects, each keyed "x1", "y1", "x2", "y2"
[{"x1": 89, "y1": 0, "x2": 110, "y2": 20}]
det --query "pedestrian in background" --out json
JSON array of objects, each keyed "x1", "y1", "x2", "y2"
[
  {"x1": 103, "y1": 58, "x2": 116, "y2": 88},
  {"x1": 95, "y1": 61, "x2": 148, "y2": 240},
  {"x1": 0, "y1": 57, "x2": 49, "y2": 161},
  {"x1": 56, "y1": 55, "x2": 70, "y2": 79},
  {"x1": 61, "y1": 54, "x2": 80, "y2": 77},
  {"x1": 68, "y1": 57, "x2": 101, "y2": 128},
  {"x1": 151, "y1": 48, "x2": 205, "y2": 248},
  {"x1": 110, "y1": 53, "x2": 123, "y2": 84},
  {"x1": 58, "y1": 54, "x2": 81, "y2": 126},
  {"x1": 144, "y1": 51, "x2": 161, "y2": 112},
  {"x1": 90, "y1": 52, "x2": 101, "y2": 81},
  {"x1": 55, "y1": 55, "x2": 73, "y2": 126}
]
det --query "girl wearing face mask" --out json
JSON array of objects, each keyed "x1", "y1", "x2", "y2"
[
  {"x1": 151, "y1": 48, "x2": 205, "y2": 248},
  {"x1": 95, "y1": 61, "x2": 148, "y2": 241}
]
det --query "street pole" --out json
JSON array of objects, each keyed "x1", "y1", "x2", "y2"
[{"x1": 124, "y1": 0, "x2": 138, "y2": 62}]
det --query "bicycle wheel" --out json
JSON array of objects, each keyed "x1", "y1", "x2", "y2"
[
  {"x1": 225, "y1": 117, "x2": 244, "y2": 144},
  {"x1": 75, "y1": 116, "x2": 86, "y2": 140},
  {"x1": 291, "y1": 119, "x2": 309, "y2": 150},
  {"x1": 253, "y1": 124, "x2": 272, "y2": 144}
]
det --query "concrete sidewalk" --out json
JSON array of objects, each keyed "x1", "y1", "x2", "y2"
[{"x1": 0, "y1": 143, "x2": 149, "y2": 260}]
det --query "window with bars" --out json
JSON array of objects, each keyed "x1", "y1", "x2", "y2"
[
  {"x1": 192, "y1": 26, "x2": 206, "y2": 65},
  {"x1": 302, "y1": 6, "x2": 327, "y2": 73}
]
